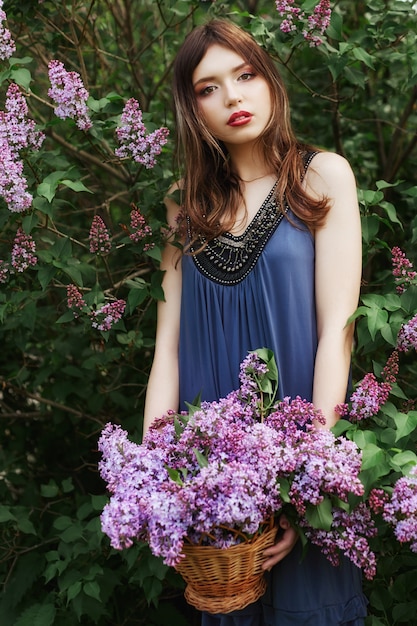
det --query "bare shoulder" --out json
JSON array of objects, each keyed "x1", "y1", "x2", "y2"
[{"x1": 305, "y1": 151, "x2": 356, "y2": 198}]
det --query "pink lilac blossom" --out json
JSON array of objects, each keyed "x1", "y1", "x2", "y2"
[
  {"x1": 382, "y1": 350, "x2": 399, "y2": 384},
  {"x1": 66, "y1": 284, "x2": 86, "y2": 317},
  {"x1": 0, "y1": 0, "x2": 16, "y2": 60},
  {"x1": 368, "y1": 488, "x2": 389, "y2": 514},
  {"x1": 115, "y1": 98, "x2": 169, "y2": 169},
  {"x1": 336, "y1": 373, "x2": 391, "y2": 421},
  {"x1": 129, "y1": 207, "x2": 154, "y2": 250},
  {"x1": 89, "y1": 215, "x2": 112, "y2": 254},
  {"x1": 302, "y1": 503, "x2": 377, "y2": 580},
  {"x1": 10, "y1": 228, "x2": 37, "y2": 272},
  {"x1": 391, "y1": 246, "x2": 416, "y2": 294},
  {"x1": 383, "y1": 465, "x2": 417, "y2": 552},
  {"x1": 0, "y1": 84, "x2": 44, "y2": 212},
  {"x1": 48, "y1": 60, "x2": 92, "y2": 131},
  {"x1": 276, "y1": 0, "x2": 331, "y2": 46},
  {"x1": 397, "y1": 314, "x2": 417, "y2": 352},
  {"x1": 99, "y1": 351, "x2": 374, "y2": 575},
  {"x1": 0, "y1": 259, "x2": 9, "y2": 283},
  {"x1": 90, "y1": 299, "x2": 126, "y2": 331}
]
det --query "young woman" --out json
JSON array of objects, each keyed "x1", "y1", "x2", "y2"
[{"x1": 144, "y1": 18, "x2": 366, "y2": 626}]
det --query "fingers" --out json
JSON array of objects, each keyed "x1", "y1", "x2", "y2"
[{"x1": 261, "y1": 523, "x2": 298, "y2": 571}]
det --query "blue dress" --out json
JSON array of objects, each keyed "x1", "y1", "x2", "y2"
[{"x1": 178, "y1": 155, "x2": 368, "y2": 625}]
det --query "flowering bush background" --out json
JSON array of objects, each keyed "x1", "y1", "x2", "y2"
[{"x1": 0, "y1": 0, "x2": 416, "y2": 624}]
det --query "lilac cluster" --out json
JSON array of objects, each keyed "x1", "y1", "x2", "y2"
[
  {"x1": 391, "y1": 246, "x2": 416, "y2": 294},
  {"x1": 0, "y1": 0, "x2": 15, "y2": 60},
  {"x1": 48, "y1": 60, "x2": 92, "y2": 131},
  {"x1": 0, "y1": 259, "x2": 9, "y2": 283},
  {"x1": 89, "y1": 215, "x2": 112, "y2": 255},
  {"x1": 0, "y1": 83, "x2": 44, "y2": 212},
  {"x1": 275, "y1": 0, "x2": 331, "y2": 46},
  {"x1": 66, "y1": 284, "x2": 86, "y2": 317},
  {"x1": 397, "y1": 314, "x2": 417, "y2": 352},
  {"x1": 383, "y1": 465, "x2": 417, "y2": 552},
  {"x1": 303, "y1": 503, "x2": 377, "y2": 580},
  {"x1": 11, "y1": 228, "x2": 37, "y2": 272},
  {"x1": 99, "y1": 351, "x2": 375, "y2": 575},
  {"x1": 90, "y1": 299, "x2": 126, "y2": 331},
  {"x1": 336, "y1": 373, "x2": 391, "y2": 421},
  {"x1": 129, "y1": 207, "x2": 154, "y2": 251},
  {"x1": 115, "y1": 98, "x2": 169, "y2": 169}
]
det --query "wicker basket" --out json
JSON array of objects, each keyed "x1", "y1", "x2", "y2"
[{"x1": 175, "y1": 519, "x2": 277, "y2": 614}]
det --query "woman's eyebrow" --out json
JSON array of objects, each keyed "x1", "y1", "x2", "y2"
[{"x1": 193, "y1": 62, "x2": 249, "y2": 88}]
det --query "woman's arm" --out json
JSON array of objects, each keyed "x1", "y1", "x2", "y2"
[
  {"x1": 307, "y1": 152, "x2": 362, "y2": 428},
  {"x1": 263, "y1": 152, "x2": 362, "y2": 569},
  {"x1": 143, "y1": 187, "x2": 183, "y2": 436}
]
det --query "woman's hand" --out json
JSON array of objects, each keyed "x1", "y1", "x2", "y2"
[{"x1": 262, "y1": 515, "x2": 298, "y2": 571}]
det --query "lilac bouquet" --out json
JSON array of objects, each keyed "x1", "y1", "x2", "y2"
[{"x1": 98, "y1": 349, "x2": 376, "y2": 578}]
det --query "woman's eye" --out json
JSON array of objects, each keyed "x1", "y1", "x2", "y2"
[
  {"x1": 239, "y1": 72, "x2": 255, "y2": 81},
  {"x1": 199, "y1": 85, "x2": 216, "y2": 96}
]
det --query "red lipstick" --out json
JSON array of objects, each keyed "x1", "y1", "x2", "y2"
[{"x1": 227, "y1": 110, "x2": 252, "y2": 126}]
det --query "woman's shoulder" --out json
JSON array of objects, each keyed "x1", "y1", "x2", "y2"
[{"x1": 305, "y1": 151, "x2": 356, "y2": 197}]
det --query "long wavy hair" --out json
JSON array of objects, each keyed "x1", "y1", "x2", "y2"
[{"x1": 172, "y1": 19, "x2": 330, "y2": 244}]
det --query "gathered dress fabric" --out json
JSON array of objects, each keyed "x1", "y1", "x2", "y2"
[{"x1": 178, "y1": 155, "x2": 368, "y2": 626}]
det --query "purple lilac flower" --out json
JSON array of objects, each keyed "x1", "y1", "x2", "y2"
[
  {"x1": 66, "y1": 284, "x2": 86, "y2": 317},
  {"x1": 89, "y1": 215, "x2": 112, "y2": 254},
  {"x1": 368, "y1": 488, "x2": 389, "y2": 514},
  {"x1": 336, "y1": 373, "x2": 391, "y2": 421},
  {"x1": 383, "y1": 465, "x2": 417, "y2": 552},
  {"x1": 275, "y1": 0, "x2": 331, "y2": 46},
  {"x1": 392, "y1": 246, "x2": 416, "y2": 294},
  {"x1": 0, "y1": 259, "x2": 9, "y2": 283},
  {"x1": 303, "y1": 503, "x2": 377, "y2": 580},
  {"x1": 303, "y1": 0, "x2": 331, "y2": 46},
  {"x1": 48, "y1": 60, "x2": 92, "y2": 131},
  {"x1": 10, "y1": 228, "x2": 37, "y2": 272},
  {"x1": 0, "y1": 0, "x2": 16, "y2": 60},
  {"x1": 98, "y1": 350, "x2": 372, "y2": 574},
  {"x1": 382, "y1": 350, "x2": 399, "y2": 384},
  {"x1": 90, "y1": 299, "x2": 126, "y2": 331},
  {"x1": 129, "y1": 207, "x2": 154, "y2": 250},
  {"x1": 115, "y1": 98, "x2": 169, "y2": 169},
  {"x1": 0, "y1": 84, "x2": 44, "y2": 212},
  {"x1": 397, "y1": 314, "x2": 417, "y2": 352}
]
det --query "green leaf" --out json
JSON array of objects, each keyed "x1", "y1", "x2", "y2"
[
  {"x1": 305, "y1": 498, "x2": 333, "y2": 531},
  {"x1": 352, "y1": 47, "x2": 376, "y2": 69},
  {"x1": 14, "y1": 604, "x2": 56, "y2": 626},
  {"x1": 66, "y1": 581, "x2": 82, "y2": 603},
  {"x1": 395, "y1": 412, "x2": 417, "y2": 442},
  {"x1": 41, "y1": 481, "x2": 59, "y2": 498},
  {"x1": 0, "y1": 504, "x2": 16, "y2": 523},
  {"x1": 83, "y1": 581, "x2": 101, "y2": 602},
  {"x1": 193, "y1": 448, "x2": 208, "y2": 468},
  {"x1": 60, "y1": 180, "x2": 92, "y2": 194},
  {"x1": 391, "y1": 450, "x2": 417, "y2": 470},
  {"x1": 10, "y1": 67, "x2": 32, "y2": 89}
]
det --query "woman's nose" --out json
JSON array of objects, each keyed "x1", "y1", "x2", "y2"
[{"x1": 224, "y1": 83, "x2": 242, "y2": 106}]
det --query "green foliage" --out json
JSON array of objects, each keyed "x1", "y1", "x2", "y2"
[{"x1": 0, "y1": 0, "x2": 416, "y2": 624}]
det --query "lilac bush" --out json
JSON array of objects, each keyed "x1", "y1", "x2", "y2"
[
  {"x1": 98, "y1": 350, "x2": 376, "y2": 574},
  {"x1": 383, "y1": 465, "x2": 417, "y2": 551},
  {"x1": 0, "y1": 0, "x2": 15, "y2": 60}
]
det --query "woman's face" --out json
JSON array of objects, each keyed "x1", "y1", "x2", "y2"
[{"x1": 192, "y1": 44, "x2": 272, "y2": 150}]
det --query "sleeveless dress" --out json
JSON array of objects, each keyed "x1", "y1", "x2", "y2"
[{"x1": 178, "y1": 154, "x2": 368, "y2": 626}]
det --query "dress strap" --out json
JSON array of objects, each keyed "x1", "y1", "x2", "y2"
[{"x1": 301, "y1": 150, "x2": 319, "y2": 180}]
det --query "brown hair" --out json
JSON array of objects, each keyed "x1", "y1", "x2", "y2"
[{"x1": 172, "y1": 19, "x2": 329, "y2": 244}]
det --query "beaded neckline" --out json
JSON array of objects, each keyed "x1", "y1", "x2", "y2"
[{"x1": 188, "y1": 182, "x2": 288, "y2": 286}]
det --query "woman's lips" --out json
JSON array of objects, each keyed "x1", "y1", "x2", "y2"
[{"x1": 227, "y1": 111, "x2": 252, "y2": 126}]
